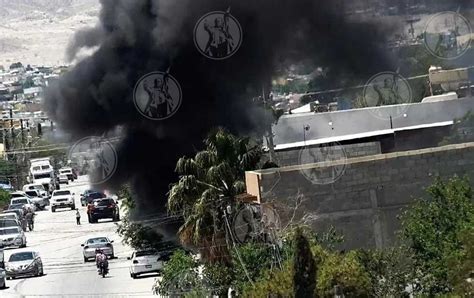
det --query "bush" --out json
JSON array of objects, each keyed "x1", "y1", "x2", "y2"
[
  {"x1": 316, "y1": 251, "x2": 371, "y2": 297},
  {"x1": 241, "y1": 261, "x2": 295, "y2": 298}
]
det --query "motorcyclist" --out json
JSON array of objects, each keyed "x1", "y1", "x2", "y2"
[{"x1": 95, "y1": 248, "x2": 108, "y2": 274}]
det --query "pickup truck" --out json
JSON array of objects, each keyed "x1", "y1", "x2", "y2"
[{"x1": 50, "y1": 190, "x2": 75, "y2": 212}]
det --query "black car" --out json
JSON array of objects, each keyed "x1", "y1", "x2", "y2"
[
  {"x1": 87, "y1": 198, "x2": 120, "y2": 223},
  {"x1": 81, "y1": 191, "x2": 106, "y2": 206}
]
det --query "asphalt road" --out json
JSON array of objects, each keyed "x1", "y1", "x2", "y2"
[{"x1": 1, "y1": 176, "x2": 158, "y2": 297}]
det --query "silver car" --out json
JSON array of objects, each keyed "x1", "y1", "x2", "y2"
[
  {"x1": 5, "y1": 251, "x2": 43, "y2": 279},
  {"x1": 81, "y1": 237, "x2": 114, "y2": 262},
  {"x1": 0, "y1": 227, "x2": 26, "y2": 248}
]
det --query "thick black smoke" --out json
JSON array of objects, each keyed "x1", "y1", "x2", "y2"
[{"x1": 44, "y1": 0, "x2": 394, "y2": 219}]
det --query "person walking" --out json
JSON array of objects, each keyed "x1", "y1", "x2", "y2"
[{"x1": 76, "y1": 209, "x2": 81, "y2": 225}]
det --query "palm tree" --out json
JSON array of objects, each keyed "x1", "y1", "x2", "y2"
[{"x1": 168, "y1": 128, "x2": 262, "y2": 261}]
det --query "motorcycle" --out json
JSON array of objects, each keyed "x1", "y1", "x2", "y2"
[{"x1": 98, "y1": 261, "x2": 109, "y2": 278}]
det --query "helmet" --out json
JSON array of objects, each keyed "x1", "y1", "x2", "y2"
[{"x1": 95, "y1": 248, "x2": 102, "y2": 253}]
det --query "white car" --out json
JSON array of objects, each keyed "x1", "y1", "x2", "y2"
[
  {"x1": 10, "y1": 197, "x2": 36, "y2": 212},
  {"x1": 50, "y1": 190, "x2": 75, "y2": 212},
  {"x1": 81, "y1": 237, "x2": 114, "y2": 262},
  {"x1": 0, "y1": 213, "x2": 18, "y2": 221},
  {"x1": 23, "y1": 190, "x2": 47, "y2": 210},
  {"x1": 128, "y1": 250, "x2": 167, "y2": 278},
  {"x1": 58, "y1": 174, "x2": 69, "y2": 185},
  {"x1": 0, "y1": 227, "x2": 26, "y2": 248},
  {"x1": 22, "y1": 184, "x2": 48, "y2": 199},
  {"x1": 59, "y1": 168, "x2": 74, "y2": 181}
]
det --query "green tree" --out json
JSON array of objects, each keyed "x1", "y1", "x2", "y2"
[
  {"x1": 0, "y1": 188, "x2": 10, "y2": 209},
  {"x1": 400, "y1": 176, "x2": 474, "y2": 295},
  {"x1": 448, "y1": 225, "x2": 474, "y2": 296},
  {"x1": 293, "y1": 227, "x2": 317, "y2": 297},
  {"x1": 154, "y1": 250, "x2": 204, "y2": 296},
  {"x1": 116, "y1": 217, "x2": 164, "y2": 251},
  {"x1": 167, "y1": 128, "x2": 262, "y2": 260}
]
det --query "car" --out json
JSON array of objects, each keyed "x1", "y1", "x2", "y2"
[
  {"x1": 50, "y1": 190, "x2": 75, "y2": 212},
  {"x1": 22, "y1": 183, "x2": 48, "y2": 199},
  {"x1": 81, "y1": 191, "x2": 106, "y2": 206},
  {"x1": 5, "y1": 251, "x2": 43, "y2": 279},
  {"x1": 0, "y1": 268, "x2": 5, "y2": 289},
  {"x1": 58, "y1": 174, "x2": 69, "y2": 185},
  {"x1": 128, "y1": 249, "x2": 168, "y2": 278},
  {"x1": 0, "y1": 212, "x2": 18, "y2": 221},
  {"x1": 59, "y1": 167, "x2": 75, "y2": 181},
  {"x1": 87, "y1": 198, "x2": 120, "y2": 223},
  {"x1": 81, "y1": 237, "x2": 114, "y2": 262},
  {"x1": 0, "y1": 219, "x2": 21, "y2": 229},
  {"x1": 0, "y1": 227, "x2": 26, "y2": 248},
  {"x1": 2, "y1": 209, "x2": 24, "y2": 220},
  {"x1": 10, "y1": 197, "x2": 36, "y2": 212},
  {"x1": 24, "y1": 190, "x2": 47, "y2": 210}
]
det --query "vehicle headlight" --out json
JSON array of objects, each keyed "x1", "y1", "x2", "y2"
[
  {"x1": 26, "y1": 262, "x2": 35, "y2": 269},
  {"x1": 0, "y1": 270, "x2": 5, "y2": 278}
]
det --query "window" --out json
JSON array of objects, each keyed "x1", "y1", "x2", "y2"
[
  {"x1": 54, "y1": 191, "x2": 71, "y2": 196},
  {"x1": 9, "y1": 252, "x2": 34, "y2": 262},
  {"x1": 0, "y1": 220, "x2": 19, "y2": 228},
  {"x1": 34, "y1": 173, "x2": 51, "y2": 179},
  {"x1": 136, "y1": 250, "x2": 158, "y2": 257},
  {"x1": 95, "y1": 199, "x2": 114, "y2": 206},
  {"x1": 41, "y1": 165, "x2": 50, "y2": 170},
  {"x1": 12, "y1": 198, "x2": 28, "y2": 204},
  {"x1": 87, "y1": 238, "x2": 108, "y2": 244},
  {"x1": 0, "y1": 227, "x2": 19, "y2": 235}
]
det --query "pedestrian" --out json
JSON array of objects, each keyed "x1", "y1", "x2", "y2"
[{"x1": 76, "y1": 209, "x2": 81, "y2": 225}]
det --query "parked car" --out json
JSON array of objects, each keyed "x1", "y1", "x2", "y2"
[
  {"x1": 0, "y1": 219, "x2": 21, "y2": 229},
  {"x1": 87, "y1": 198, "x2": 120, "y2": 223},
  {"x1": 81, "y1": 192, "x2": 106, "y2": 207},
  {"x1": 81, "y1": 237, "x2": 114, "y2": 262},
  {"x1": 128, "y1": 249, "x2": 167, "y2": 279},
  {"x1": 59, "y1": 168, "x2": 75, "y2": 181},
  {"x1": 22, "y1": 183, "x2": 48, "y2": 199},
  {"x1": 0, "y1": 213, "x2": 18, "y2": 221},
  {"x1": 5, "y1": 251, "x2": 43, "y2": 279},
  {"x1": 0, "y1": 227, "x2": 26, "y2": 248},
  {"x1": 2, "y1": 209, "x2": 24, "y2": 221},
  {"x1": 50, "y1": 190, "x2": 75, "y2": 212},
  {"x1": 23, "y1": 190, "x2": 47, "y2": 210},
  {"x1": 10, "y1": 197, "x2": 36, "y2": 212}
]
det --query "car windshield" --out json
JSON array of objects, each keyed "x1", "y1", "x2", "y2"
[
  {"x1": 0, "y1": 227, "x2": 19, "y2": 235},
  {"x1": 25, "y1": 191, "x2": 38, "y2": 197},
  {"x1": 94, "y1": 199, "x2": 113, "y2": 206},
  {"x1": 12, "y1": 198, "x2": 28, "y2": 204},
  {"x1": 34, "y1": 173, "x2": 51, "y2": 179},
  {"x1": 0, "y1": 220, "x2": 18, "y2": 228},
  {"x1": 135, "y1": 250, "x2": 157, "y2": 257},
  {"x1": 9, "y1": 252, "x2": 33, "y2": 262},
  {"x1": 89, "y1": 193, "x2": 106, "y2": 199},
  {"x1": 30, "y1": 185, "x2": 44, "y2": 190},
  {"x1": 11, "y1": 193, "x2": 26, "y2": 198},
  {"x1": 87, "y1": 237, "x2": 108, "y2": 244},
  {"x1": 8, "y1": 204, "x2": 24, "y2": 210},
  {"x1": 54, "y1": 191, "x2": 70, "y2": 196}
]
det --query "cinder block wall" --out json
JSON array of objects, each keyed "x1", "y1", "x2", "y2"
[
  {"x1": 267, "y1": 142, "x2": 382, "y2": 167},
  {"x1": 251, "y1": 142, "x2": 474, "y2": 249}
]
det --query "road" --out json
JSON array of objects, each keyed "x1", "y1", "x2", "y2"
[{"x1": 1, "y1": 176, "x2": 157, "y2": 297}]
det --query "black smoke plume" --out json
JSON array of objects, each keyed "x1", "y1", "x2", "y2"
[{"x1": 44, "y1": 0, "x2": 394, "y2": 221}]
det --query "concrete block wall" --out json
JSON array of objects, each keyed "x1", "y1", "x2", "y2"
[
  {"x1": 269, "y1": 142, "x2": 382, "y2": 167},
  {"x1": 250, "y1": 142, "x2": 474, "y2": 250}
]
